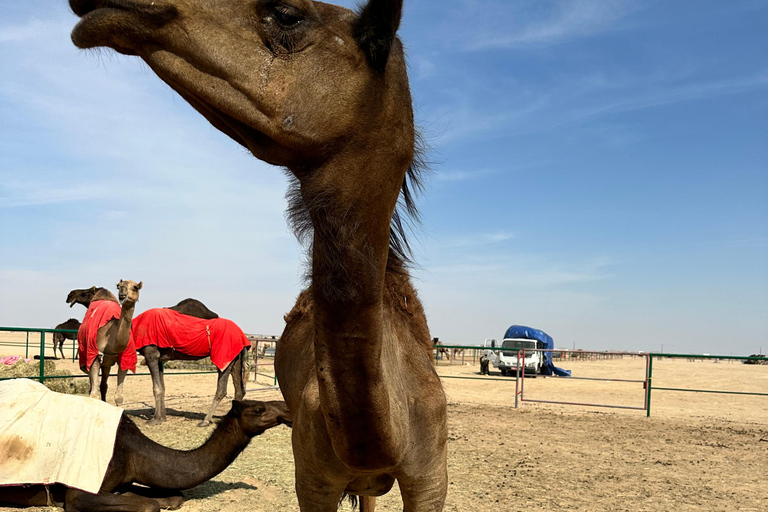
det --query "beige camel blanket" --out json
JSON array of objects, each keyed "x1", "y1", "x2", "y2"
[{"x1": 0, "y1": 378, "x2": 123, "y2": 494}]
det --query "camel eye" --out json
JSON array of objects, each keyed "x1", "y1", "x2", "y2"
[{"x1": 273, "y1": 5, "x2": 302, "y2": 27}]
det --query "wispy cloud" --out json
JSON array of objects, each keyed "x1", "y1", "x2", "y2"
[
  {"x1": 0, "y1": 181, "x2": 110, "y2": 207},
  {"x1": 457, "y1": 0, "x2": 639, "y2": 51}
]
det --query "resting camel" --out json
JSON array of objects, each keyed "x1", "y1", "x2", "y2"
[
  {"x1": 52, "y1": 318, "x2": 80, "y2": 359},
  {"x1": 78, "y1": 280, "x2": 142, "y2": 405},
  {"x1": 66, "y1": 286, "x2": 217, "y2": 318},
  {"x1": 69, "y1": 0, "x2": 447, "y2": 511},
  {"x1": 131, "y1": 308, "x2": 251, "y2": 427},
  {"x1": 0, "y1": 393, "x2": 291, "y2": 512}
]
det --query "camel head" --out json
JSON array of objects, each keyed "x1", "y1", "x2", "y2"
[
  {"x1": 116, "y1": 279, "x2": 143, "y2": 305},
  {"x1": 229, "y1": 399, "x2": 292, "y2": 437},
  {"x1": 66, "y1": 286, "x2": 98, "y2": 308},
  {"x1": 69, "y1": 1, "x2": 416, "y2": 265}
]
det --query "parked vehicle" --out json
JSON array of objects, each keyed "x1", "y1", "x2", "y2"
[{"x1": 480, "y1": 337, "x2": 543, "y2": 376}]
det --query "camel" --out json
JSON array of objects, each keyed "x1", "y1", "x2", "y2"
[
  {"x1": 0, "y1": 398, "x2": 291, "y2": 512},
  {"x1": 78, "y1": 280, "x2": 142, "y2": 405},
  {"x1": 66, "y1": 286, "x2": 217, "y2": 318},
  {"x1": 131, "y1": 308, "x2": 251, "y2": 427},
  {"x1": 69, "y1": 1, "x2": 448, "y2": 511},
  {"x1": 52, "y1": 318, "x2": 80, "y2": 359},
  {"x1": 66, "y1": 286, "x2": 116, "y2": 308}
]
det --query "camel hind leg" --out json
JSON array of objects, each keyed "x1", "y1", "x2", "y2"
[
  {"x1": 141, "y1": 346, "x2": 167, "y2": 424},
  {"x1": 231, "y1": 349, "x2": 247, "y2": 400},
  {"x1": 65, "y1": 487, "x2": 167, "y2": 512}
]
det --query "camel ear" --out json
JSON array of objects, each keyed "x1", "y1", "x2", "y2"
[
  {"x1": 354, "y1": 0, "x2": 403, "y2": 71},
  {"x1": 89, "y1": 286, "x2": 97, "y2": 293},
  {"x1": 137, "y1": 281, "x2": 143, "y2": 290},
  {"x1": 231, "y1": 399, "x2": 246, "y2": 417}
]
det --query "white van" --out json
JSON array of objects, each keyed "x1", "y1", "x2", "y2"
[{"x1": 480, "y1": 338, "x2": 542, "y2": 376}]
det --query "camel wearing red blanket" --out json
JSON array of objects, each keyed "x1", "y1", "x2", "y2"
[
  {"x1": 132, "y1": 308, "x2": 251, "y2": 426},
  {"x1": 77, "y1": 280, "x2": 141, "y2": 406}
]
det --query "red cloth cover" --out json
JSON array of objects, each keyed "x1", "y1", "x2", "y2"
[
  {"x1": 77, "y1": 300, "x2": 137, "y2": 373},
  {"x1": 131, "y1": 308, "x2": 250, "y2": 370}
]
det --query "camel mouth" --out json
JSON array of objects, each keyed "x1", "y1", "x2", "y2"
[
  {"x1": 70, "y1": 0, "x2": 174, "y2": 19},
  {"x1": 70, "y1": 0, "x2": 177, "y2": 52}
]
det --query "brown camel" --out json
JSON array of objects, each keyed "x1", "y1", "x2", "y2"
[
  {"x1": 132, "y1": 308, "x2": 250, "y2": 428},
  {"x1": 52, "y1": 318, "x2": 80, "y2": 359},
  {"x1": 80, "y1": 280, "x2": 142, "y2": 405},
  {"x1": 0, "y1": 399, "x2": 291, "y2": 512},
  {"x1": 67, "y1": 286, "x2": 217, "y2": 318},
  {"x1": 66, "y1": 286, "x2": 117, "y2": 308},
  {"x1": 69, "y1": 1, "x2": 448, "y2": 511}
]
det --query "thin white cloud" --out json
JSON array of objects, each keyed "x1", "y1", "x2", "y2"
[{"x1": 464, "y1": 0, "x2": 639, "y2": 51}]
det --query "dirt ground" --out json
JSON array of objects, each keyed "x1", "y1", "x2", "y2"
[{"x1": 1, "y1": 336, "x2": 767, "y2": 511}]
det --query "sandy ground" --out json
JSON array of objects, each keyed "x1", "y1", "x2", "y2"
[{"x1": 1, "y1": 335, "x2": 767, "y2": 511}]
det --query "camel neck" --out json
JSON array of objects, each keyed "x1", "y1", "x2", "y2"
[
  {"x1": 306, "y1": 151, "x2": 409, "y2": 470},
  {"x1": 115, "y1": 301, "x2": 136, "y2": 353},
  {"x1": 133, "y1": 415, "x2": 251, "y2": 490}
]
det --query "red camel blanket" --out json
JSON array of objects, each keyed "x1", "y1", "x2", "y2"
[
  {"x1": 131, "y1": 308, "x2": 250, "y2": 370},
  {"x1": 77, "y1": 300, "x2": 137, "y2": 373}
]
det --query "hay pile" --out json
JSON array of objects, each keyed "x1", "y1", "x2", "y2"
[{"x1": 0, "y1": 360, "x2": 89, "y2": 394}]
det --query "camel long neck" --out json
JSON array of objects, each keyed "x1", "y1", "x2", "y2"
[
  {"x1": 132, "y1": 415, "x2": 251, "y2": 490},
  {"x1": 307, "y1": 150, "x2": 410, "y2": 470},
  {"x1": 115, "y1": 301, "x2": 136, "y2": 353}
]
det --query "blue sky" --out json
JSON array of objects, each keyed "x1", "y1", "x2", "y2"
[{"x1": 1, "y1": 0, "x2": 766, "y2": 355}]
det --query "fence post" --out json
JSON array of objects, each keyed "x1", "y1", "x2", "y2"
[
  {"x1": 25, "y1": 331, "x2": 30, "y2": 359},
  {"x1": 645, "y1": 354, "x2": 653, "y2": 417},
  {"x1": 39, "y1": 331, "x2": 45, "y2": 384}
]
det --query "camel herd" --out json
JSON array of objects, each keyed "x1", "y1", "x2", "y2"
[{"x1": 1, "y1": 0, "x2": 448, "y2": 511}]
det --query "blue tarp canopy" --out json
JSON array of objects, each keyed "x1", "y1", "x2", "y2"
[{"x1": 503, "y1": 325, "x2": 571, "y2": 377}]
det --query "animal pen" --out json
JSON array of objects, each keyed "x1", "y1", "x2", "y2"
[
  {"x1": 2, "y1": 328, "x2": 766, "y2": 418},
  {"x1": 432, "y1": 344, "x2": 768, "y2": 416},
  {"x1": 0, "y1": 326, "x2": 280, "y2": 391}
]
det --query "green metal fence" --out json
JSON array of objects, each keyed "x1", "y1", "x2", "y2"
[
  {"x1": 645, "y1": 352, "x2": 768, "y2": 417},
  {"x1": 0, "y1": 326, "x2": 80, "y2": 383}
]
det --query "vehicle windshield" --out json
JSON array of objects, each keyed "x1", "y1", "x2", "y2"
[{"x1": 501, "y1": 340, "x2": 536, "y2": 351}]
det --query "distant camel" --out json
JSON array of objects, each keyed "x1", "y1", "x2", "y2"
[
  {"x1": 131, "y1": 308, "x2": 251, "y2": 427},
  {"x1": 77, "y1": 280, "x2": 141, "y2": 405},
  {"x1": 0, "y1": 396, "x2": 291, "y2": 512},
  {"x1": 52, "y1": 318, "x2": 80, "y2": 359},
  {"x1": 66, "y1": 286, "x2": 217, "y2": 318}
]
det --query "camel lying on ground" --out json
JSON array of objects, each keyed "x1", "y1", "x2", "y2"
[
  {"x1": 0, "y1": 388, "x2": 291, "y2": 512},
  {"x1": 52, "y1": 318, "x2": 80, "y2": 359}
]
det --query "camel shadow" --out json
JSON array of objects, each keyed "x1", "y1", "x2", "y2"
[{"x1": 182, "y1": 480, "x2": 258, "y2": 500}]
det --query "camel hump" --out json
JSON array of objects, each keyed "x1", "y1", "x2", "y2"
[
  {"x1": 92, "y1": 287, "x2": 118, "y2": 303},
  {"x1": 168, "y1": 298, "x2": 219, "y2": 319}
]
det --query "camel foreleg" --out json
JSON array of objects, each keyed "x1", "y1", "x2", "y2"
[
  {"x1": 114, "y1": 366, "x2": 128, "y2": 407},
  {"x1": 88, "y1": 357, "x2": 102, "y2": 400},
  {"x1": 99, "y1": 356, "x2": 118, "y2": 402},
  {"x1": 199, "y1": 364, "x2": 233, "y2": 427},
  {"x1": 64, "y1": 487, "x2": 180, "y2": 512},
  {"x1": 397, "y1": 466, "x2": 448, "y2": 512}
]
